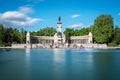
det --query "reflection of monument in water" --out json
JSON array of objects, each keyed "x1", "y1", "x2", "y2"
[{"x1": 53, "y1": 49, "x2": 65, "y2": 62}]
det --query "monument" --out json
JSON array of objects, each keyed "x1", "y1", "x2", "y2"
[
  {"x1": 54, "y1": 16, "x2": 65, "y2": 45},
  {"x1": 26, "y1": 16, "x2": 100, "y2": 48},
  {"x1": 12, "y1": 17, "x2": 107, "y2": 48}
]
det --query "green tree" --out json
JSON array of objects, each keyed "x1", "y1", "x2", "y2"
[
  {"x1": 64, "y1": 28, "x2": 74, "y2": 36},
  {"x1": 4, "y1": 28, "x2": 13, "y2": 46},
  {"x1": 31, "y1": 27, "x2": 56, "y2": 36},
  {"x1": 93, "y1": 14, "x2": 114, "y2": 44},
  {"x1": 114, "y1": 27, "x2": 120, "y2": 44},
  {"x1": 0, "y1": 24, "x2": 4, "y2": 46},
  {"x1": 31, "y1": 31, "x2": 37, "y2": 36},
  {"x1": 42, "y1": 27, "x2": 56, "y2": 36},
  {"x1": 12, "y1": 29, "x2": 22, "y2": 43},
  {"x1": 78, "y1": 28, "x2": 90, "y2": 36},
  {"x1": 49, "y1": 27, "x2": 57, "y2": 36},
  {"x1": 64, "y1": 28, "x2": 90, "y2": 36},
  {"x1": 21, "y1": 28, "x2": 27, "y2": 43},
  {"x1": 74, "y1": 29, "x2": 80, "y2": 36}
]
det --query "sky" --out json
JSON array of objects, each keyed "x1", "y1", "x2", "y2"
[{"x1": 0, "y1": 0, "x2": 120, "y2": 32}]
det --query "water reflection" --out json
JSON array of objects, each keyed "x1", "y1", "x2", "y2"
[
  {"x1": 53, "y1": 49, "x2": 65, "y2": 63},
  {"x1": 26, "y1": 48, "x2": 30, "y2": 55},
  {"x1": 25, "y1": 48, "x2": 31, "y2": 64},
  {"x1": 84, "y1": 49, "x2": 94, "y2": 63},
  {"x1": 53, "y1": 49, "x2": 66, "y2": 80},
  {"x1": 25, "y1": 48, "x2": 31, "y2": 80},
  {"x1": 25, "y1": 48, "x2": 31, "y2": 65}
]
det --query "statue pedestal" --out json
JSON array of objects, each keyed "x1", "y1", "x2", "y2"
[{"x1": 26, "y1": 44, "x2": 32, "y2": 49}]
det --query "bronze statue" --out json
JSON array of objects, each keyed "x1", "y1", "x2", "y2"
[{"x1": 58, "y1": 16, "x2": 61, "y2": 22}]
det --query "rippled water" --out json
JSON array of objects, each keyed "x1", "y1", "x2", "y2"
[{"x1": 0, "y1": 48, "x2": 120, "y2": 80}]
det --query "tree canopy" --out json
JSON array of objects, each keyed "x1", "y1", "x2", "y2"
[
  {"x1": 31, "y1": 27, "x2": 57, "y2": 36},
  {"x1": 114, "y1": 27, "x2": 120, "y2": 44},
  {"x1": 0, "y1": 24, "x2": 4, "y2": 46},
  {"x1": 0, "y1": 25, "x2": 27, "y2": 46},
  {"x1": 64, "y1": 28, "x2": 90, "y2": 37},
  {"x1": 92, "y1": 14, "x2": 114, "y2": 44}
]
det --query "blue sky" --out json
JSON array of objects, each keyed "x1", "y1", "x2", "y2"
[{"x1": 0, "y1": 0, "x2": 120, "y2": 32}]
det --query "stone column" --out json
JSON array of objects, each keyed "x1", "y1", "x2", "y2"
[
  {"x1": 26, "y1": 32, "x2": 31, "y2": 48},
  {"x1": 88, "y1": 32, "x2": 93, "y2": 44}
]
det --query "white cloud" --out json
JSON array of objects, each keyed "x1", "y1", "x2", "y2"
[
  {"x1": 26, "y1": 0, "x2": 44, "y2": 7},
  {"x1": 71, "y1": 14, "x2": 80, "y2": 18},
  {"x1": 19, "y1": 6, "x2": 34, "y2": 14},
  {"x1": 0, "y1": 7, "x2": 42, "y2": 28},
  {"x1": 68, "y1": 23, "x2": 87, "y2": 28}
]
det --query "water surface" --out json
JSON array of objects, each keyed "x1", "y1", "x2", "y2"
[{"x1": 0, "y1": 48, "x2": 120, "y2": 80}]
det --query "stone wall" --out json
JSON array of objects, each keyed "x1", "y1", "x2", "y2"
[
  {"x1": 69, "y1": 43, "x2": 107, "y2": 48},
  {"x1": 12, "y1": 43, "x2": 107, "y2": 49},
  {"x1": 12, "y1": 44, "x2": 27, "y2": 48}
]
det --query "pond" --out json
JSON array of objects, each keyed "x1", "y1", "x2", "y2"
[{"x1": 0, "y1": 48, "x2": 120, "y2": 80}]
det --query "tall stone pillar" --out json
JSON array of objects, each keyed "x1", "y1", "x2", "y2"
[
  {"x1": 88, "y1": 32, "x2": 93, "y2": 44},
  {"x1": 57, "y1": 16, "x2": 62, "y2": 32},
  {"x1": 26, "y1": 32, "x2": 31, "y2": 48},
  {"x1": 26, "y1": 32, "x2": 30, "y2": 44}
]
